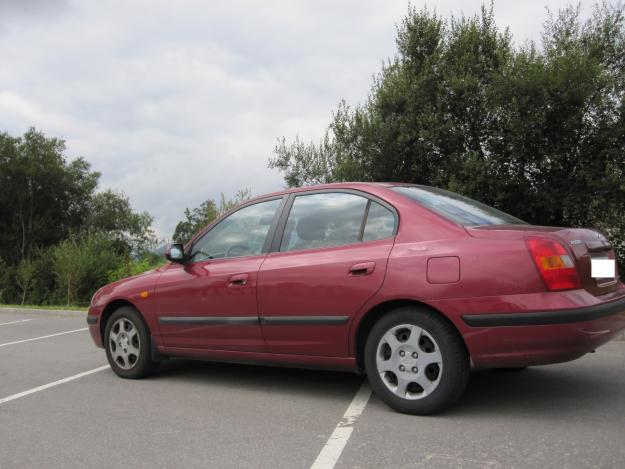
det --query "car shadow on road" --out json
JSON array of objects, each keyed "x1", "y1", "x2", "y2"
[
  {"x1": 152, "y1": 358, "x2": 363, "y2": 401},
  {"x1": 147, "y1": 356, "x2": 623, "y2": 416},
  {"x1": 450, "y1": 365, "x2": 622, "y2": 417}
]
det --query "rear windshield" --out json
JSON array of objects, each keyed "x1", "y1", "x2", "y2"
[{"x1": 390, "y1": 186, "x2": 526, "y2": 227}]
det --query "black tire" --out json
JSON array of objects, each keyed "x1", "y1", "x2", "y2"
[
  {"x1": 104, "y1": 306, "x2": 159, "y2": 379},
  {"x1": 364, "y1": 306, "x2": 470, "y2": 415}
]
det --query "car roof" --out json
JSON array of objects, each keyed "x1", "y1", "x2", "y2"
[{"x1": 246, "y1": 181, "x2": 407, "y2": 203}]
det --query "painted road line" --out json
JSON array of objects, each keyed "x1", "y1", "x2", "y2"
[
  {"x1": 0, "y1": 328, "x2": 88, "y2": 348},
  {"x1": 0, "y1": 365, "x2": 110, "y2": 405},
  {"x1": 0, "y1": 319, "x2": 33, "y2": 327},
  {"x1": 310, "y1": 381, "x2": 372, "y2": 469}
]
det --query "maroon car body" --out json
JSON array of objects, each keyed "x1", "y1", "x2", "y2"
[{"x1": 87, "y1": 182, "x2": 625, "y2": 412}]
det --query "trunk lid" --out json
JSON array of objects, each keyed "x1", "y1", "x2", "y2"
[{"x1": 466, "y1": 224, "x2": 620, "y2": 296}]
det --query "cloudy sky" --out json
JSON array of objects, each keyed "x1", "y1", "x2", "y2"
[{"x1": 0, "y1": 0, "x2": 594, "y2": 239}]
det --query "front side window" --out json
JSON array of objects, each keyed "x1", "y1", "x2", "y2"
[
  {"x1": 391, "y1": 185, "x2": 525, "y2": 227},
  {"x1": 280, "y1": 192, "x2": 368, "y2": 252},
  {"x1": 189, "y1": 198, "x2": 281, "y2": 261}
]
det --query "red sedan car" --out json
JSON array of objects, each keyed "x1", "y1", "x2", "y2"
[{"x1": 87, "y1": 183, "x2": 625, "y2": 414}]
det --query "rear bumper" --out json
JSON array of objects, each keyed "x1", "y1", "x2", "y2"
[
  {"x1": 462, "y1": 295, "x2": 625, "y2": 327},
  {"x1": 434, "y1": 288, "x2": 625, "y2": 369}
]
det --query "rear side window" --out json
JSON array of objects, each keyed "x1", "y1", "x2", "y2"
[
  {"x1": 391, "y1": 186, "x2": 525, "y2": 227},
  {"x1": 280, "y1": 193, "x2": 368, "y2": 252},
  {"x1": 363, "y1": 201, "x2": 395, "y2": 241}
]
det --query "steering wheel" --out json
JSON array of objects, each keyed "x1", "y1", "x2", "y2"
[{"x1": 226, "y1": 245, "x2": 250, "y2": 257}]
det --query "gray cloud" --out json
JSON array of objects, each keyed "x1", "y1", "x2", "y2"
[
  {"x1": 0, "y1": 0, "x2": 70, "y2": 31},
  {"x1": 0, "y1": 0, "x2": 595, "y2": 239}
]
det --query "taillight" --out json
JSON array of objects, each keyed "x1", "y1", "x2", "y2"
[{"x1": 525, "y1": 237, "x2": 581, "y2": 291}]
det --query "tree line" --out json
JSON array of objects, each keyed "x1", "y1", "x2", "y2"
[
  {"x1": 0, "y1": 128, "x2": 247, "y2": 306},
  {"x1": 270, "y1": 3, "x2": 625, "y2": 264}
]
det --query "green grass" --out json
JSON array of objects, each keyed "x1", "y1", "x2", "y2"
[{"x1": 0, "y1": 303, "x2": 87, "y2": 312}]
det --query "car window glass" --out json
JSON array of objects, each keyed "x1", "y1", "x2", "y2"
[
  {"x1": 190, "y1": 198, "x2": 281, "y2": 261},
  {"x1": 363, "y1": 201, "x2": 395, "y2": 241},
  {"x1": 391, "y1": 185, "x2": 525, "y2": 226},
  {"x1": 280, "y1": 193, "x2": 368, "y2": 252}
]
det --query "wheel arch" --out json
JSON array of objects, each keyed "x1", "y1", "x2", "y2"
[
  {"x1": 99, "y1": 299, "x2": 142, "y2": 344},
  {"x1": 353, "y1": 299, "x2": 469, "y2": 372}
]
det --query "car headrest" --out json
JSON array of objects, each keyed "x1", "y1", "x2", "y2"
[{"x1": 296, "y1": 215, "x2": 327, "y2": 241}]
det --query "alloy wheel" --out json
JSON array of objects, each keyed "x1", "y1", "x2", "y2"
[
  {"x1": 108, "y1": 317, "x2": 141, "y2": 370},
  {"x1": 375, "y1": 323, "x2": 443, "y2": 400}
]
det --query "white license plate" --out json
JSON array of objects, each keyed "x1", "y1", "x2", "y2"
[{"x1": 591, "y1": 259, "x2": 615, "y2": 278}]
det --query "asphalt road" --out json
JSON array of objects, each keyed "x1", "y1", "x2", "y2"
[{"x1": 1, "y1": 308, "x2": 624, "y2": 469}]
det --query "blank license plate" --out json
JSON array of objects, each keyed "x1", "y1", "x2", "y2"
[{"x1": 591, "y1": 259, "x2": 615, "y2": 278}]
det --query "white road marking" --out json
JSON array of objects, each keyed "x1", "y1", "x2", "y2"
[
  {"x1": 310, "y1": 381, "x2": 372, "y2": 469},
  {"x1": 0, "y1": 328, "x2": 88, "y2": 348},
  {"x1": 0, "y1": 365, "x2": 110, "y2": 405},
  {"x1": 0, "y1": 319, "x2": 33, "y2": 327}
]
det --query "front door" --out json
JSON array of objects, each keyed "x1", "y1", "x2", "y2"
[
  {"x1": 257, "y1": 191, "x2": 397, "y2": 356},
  {"x1": 155, "y1": 197, "x2": 283, "y2": 352}
]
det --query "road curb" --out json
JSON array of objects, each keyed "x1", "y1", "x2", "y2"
[{"x1": 0, "y1": 307, "x2": 87, "y2": 319}]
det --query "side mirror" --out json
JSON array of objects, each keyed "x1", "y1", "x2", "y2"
[{"x1": 165, "y1": 243, "x2": 185, "y2": 263}]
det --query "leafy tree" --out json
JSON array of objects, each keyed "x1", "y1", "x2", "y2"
[
  {"x1": 269, "y1": 2, "x2": 625, "y2": 264},
  {"x1": 219, "y1": 188, "x2": 253, "y2": 213},
  {"x1": 0, "y1": 128, "x2": 98, "y2": 264},
  {"x1": 0, "y1": 257, "x2": 12, "y2": 304},
  {"x1": 0, "y1": 128, "x2": 159, "y2": 305},
  {"x1": 87, "y1": 189, "x2": 157, "y2": 254},
  {"x1": 172, "y1": 188, "x2": 252, "y2": 244},
  {"x1": 51, "y1": 238, "x2": 90, "y2": 306},
  {"x1": 0, "y1": 128, "x2": 157, "y2": 265},
  {"x1": 107, "y1": 252, "x2": 165, "y2": 284},
  {"x1": 15, "y1": 258, "x2": 36, "y2": 305},
  {"x1": 172, "y1": 200, "x2": 219, "y2": 245},
  {"x1": 51, "y1": 233, "x2": 120, "y2": 306}
]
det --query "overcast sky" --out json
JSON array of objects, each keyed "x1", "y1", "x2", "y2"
[{"x1": 0, "y1": 0, "x2": 595, "y2": 239}]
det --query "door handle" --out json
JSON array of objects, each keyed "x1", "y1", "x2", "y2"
[
  {"x1": 349, "y1": 262, "x2": 376, "y2": 276},
  {"x1": 228, "y1": 273, "x2": 249, "y2": 286}
]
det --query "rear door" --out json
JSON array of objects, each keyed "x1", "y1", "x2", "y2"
[
  {"x1": 155, "y1": 197, "x2": 284, "y2": 352},
  {"x1": 257, "y1": 190, "x2": 397, "y2": 356}
]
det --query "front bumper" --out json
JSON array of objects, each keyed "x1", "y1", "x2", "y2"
[{"x1": 87, "y1": 306, "x2": 103, "y2": 348}]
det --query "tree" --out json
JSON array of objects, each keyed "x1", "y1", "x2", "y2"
[
  {"x1": 0, "y1": 128, "x2": 157, "y2": 266},
  {"x1": 0, "y1": 128, "x2": 99, "y2": 264},
  {"x1": 15, "y1": 258, "x2": 36, "y2": 305},
  {"x1": 51, "y1": 233, "x2": 120, "y2": 306},
  {"x1": 269, "y1": 2, "x2": 625, "y2": 264},
  {"x1": 172, "y1": 189, "x2": 252, "y2": 244},
  {"x1": 87, "y1": 189, "x2": 157, "y2": 254}
]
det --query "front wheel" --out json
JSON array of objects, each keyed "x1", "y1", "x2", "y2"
[
  {"x1": 364, "y1": 307, "x2": 470, "y2": 415},
  {"x1": 104, "y1": 306, "x2": 159, "y2": 379}
]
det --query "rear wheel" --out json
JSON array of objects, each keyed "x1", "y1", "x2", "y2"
[
  {"x1": 104, "y1": 306, "x2": 159, "y2": 379},
  {"x1": 364, "y1": 307, "x2": 469, "y2": 414}
]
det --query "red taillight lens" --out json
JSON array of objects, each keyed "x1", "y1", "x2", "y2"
[{"x1": 525, "y1": 237, "x2": 581, "y2": 291}]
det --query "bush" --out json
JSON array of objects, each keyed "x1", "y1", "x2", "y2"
[
  {"x1": 107, "y1": 253, "x2": 165, "y2": 284},
  {"x1": 51, "y1": 233, "x2": 121, "y2": 306}
]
